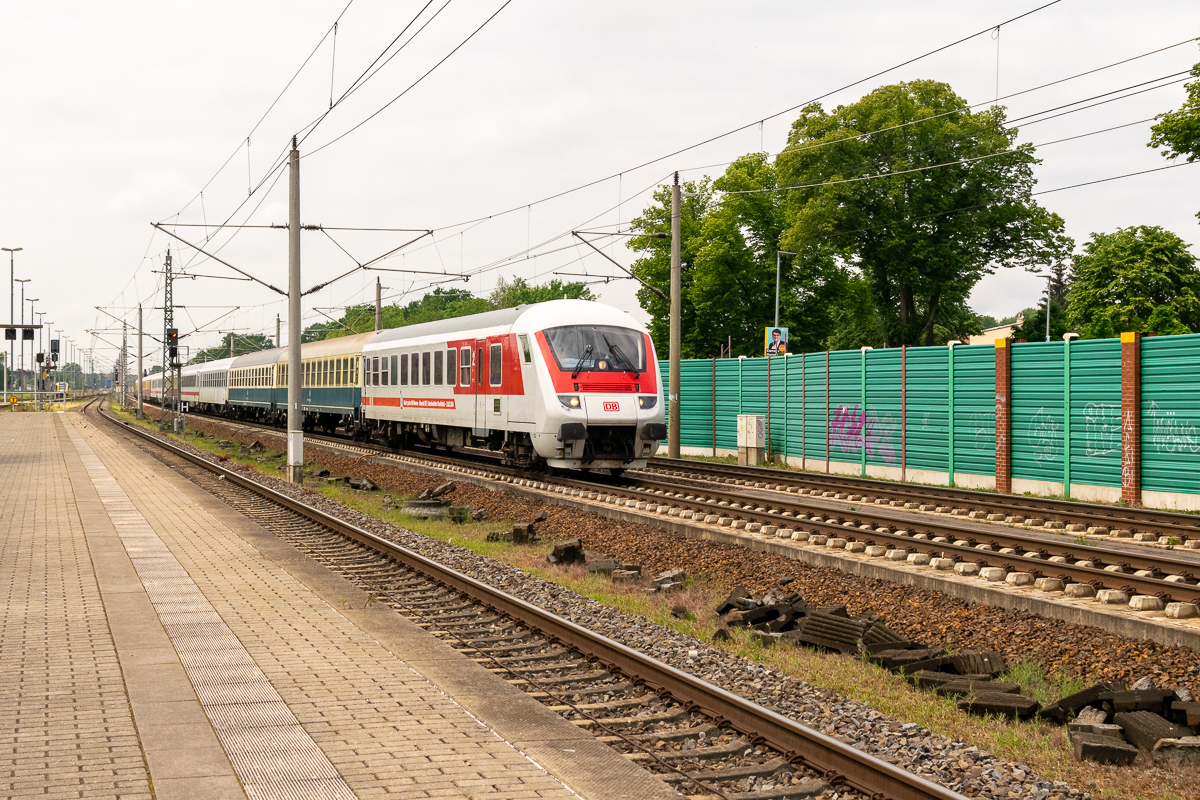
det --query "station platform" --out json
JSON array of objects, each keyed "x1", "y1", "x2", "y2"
[{"x1": 0, "y1": 412, "x2": 671, "y2": 800}]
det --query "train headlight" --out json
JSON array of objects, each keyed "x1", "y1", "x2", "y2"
[
  {"x1": 638, "y1": 395, "x2": 659, "y2": 409},
  {"x1": 558, "y1": 395, "x2": 581, "y2": 409}
]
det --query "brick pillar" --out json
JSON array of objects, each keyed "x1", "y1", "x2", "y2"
[
  {"x1": 994, "y1": 337, "x2": 1013, "y2": 494},
  {"x1": 1121, "y1": 331, "x2": 1142, "y2": 506}
]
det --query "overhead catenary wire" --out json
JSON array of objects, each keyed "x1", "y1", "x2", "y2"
[
  {"x1": 172, "y1": 0, "x2": 357, "y2": 221},
  {"x1": 416, "y1": 0, "x2": 1069, "y2": 237},
  {"x1": 303, "y1": 0, "x2": 514, "y2": 157}
]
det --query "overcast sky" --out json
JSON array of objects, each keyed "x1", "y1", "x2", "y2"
[{"x1": 2, "y1": 0, "x2": 1198, "y2": 370}]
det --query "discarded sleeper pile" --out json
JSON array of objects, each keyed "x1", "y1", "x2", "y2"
[
  {"x1": 714, "y1": 585, "x2": 1200, "y2": 765},
  {"x1": 1040, "y1": 678, "x2": 1199, "y2": 766},
  {"x1": 547, "y1": 541, "x2": 687, "y2": 592}
]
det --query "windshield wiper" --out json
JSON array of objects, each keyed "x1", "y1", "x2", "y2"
[
  {"x1": 604, "y1": 336, "x2": 640, "y2": 377},
  {"x1": 571, "y1": 343, "x2": 593, "y2": 378}
]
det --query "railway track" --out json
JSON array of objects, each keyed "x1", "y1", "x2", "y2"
[
  {"x1": 91, "y1": 399, "x2": 967, "y2": 800},
  {"x1": 141, "y1": 402, "x2": 1200, "y2": 605},
  {"x1": 646, "y1": 457, "x2": 1200, "y2": 545}
]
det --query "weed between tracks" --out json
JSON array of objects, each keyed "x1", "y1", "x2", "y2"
[{"x1": 108, "y1": 402, "x2": 1194, "y2": 800}]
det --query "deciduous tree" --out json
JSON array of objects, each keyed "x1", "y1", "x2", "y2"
[
  {"x1": 1066, "y1": 226, "x2": 1200, "y2": 338},
  {"x1": 1149, "y1": 47, "x2": 1200, "y2": 219},
  {"x1": 777, "y1": 80, "x2": 1071, "y2": 346}
]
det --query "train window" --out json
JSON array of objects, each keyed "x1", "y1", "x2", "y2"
[
  {"x1": 370, "y1": 356, "x2": 378, "y2": 387},
  {"x1": 422, "y1": 351, "x2": 431, "y2": 386},
  {"x1": 459, "y1": 348, "x2": 471, "y2": 386},
  {"x1": 381, "y1": 356, "x2": 389, "y2": 387},
  {"x1": 490, "y1": 343, "x2": 502, "y2": 386},
  {"x1": 324, "y1": 360, "x2": 330, "y2": 386},
  {"x1": 433, "y1": 351, "x2": 443, "y2": 386},
  {"x1": 519, "y1": 334, "x2": 532, "y2": 364},
  {"x1": 409, "y1": 353, "x2": 417, "y2": 385},
  {"x1": 400, "y1": 353, "x2": 408, "y2": 385},
  {"x1": 447, "y1": 349, "x2": 456, "y2": 387},
  {"x1": 390, "y1": 355, "x2": 398, "y2": 386},
  {"x1": 478, "y1": 347, "x2": 483, "y2": 386}
]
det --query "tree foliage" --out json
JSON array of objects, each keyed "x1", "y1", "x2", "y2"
[
  {"x1": 1066, "y1": 226, "x2": 1200, "y2": 338},
  {"x1": 628, "y1": 158, "x2": 847, "y2": 357},
  {"x1": 777, "y1": 80, "x2": 1072, "y2": 347},
  {"x1": 1149, "y1": 47, "x2": 1200, "y2": 219},
  {"x1": 190, "y1": 333, "x2": 276, "y2": 364}
]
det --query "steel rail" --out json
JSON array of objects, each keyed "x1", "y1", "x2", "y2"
[
  {"x1": 128, "y1": 399, "x2": 1200, "y2": 600},
  {"x1": 95, "y1": 401, "x2": 966, "y2": 800},
  {"x1": 614, "y1": 474, "x2": 1200, "y2": 604},
  {"x1": 647, "y1": 457, "x2": 1200, "y2": 538}
]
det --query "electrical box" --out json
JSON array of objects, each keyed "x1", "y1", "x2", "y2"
[
  {"x1": 736, "y1": 415, "x2": 765, "y2": 447},
  {"x1": 736, "y1": 414, "x2": 765, "y2": 466}
]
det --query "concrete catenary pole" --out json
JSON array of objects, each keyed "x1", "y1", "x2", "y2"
[
  {"x1": 668, "y1": 172, "x2": 682, "y2": 459},
  {"x1": 137, "y1": 304, "x2": 143, "y2": 419},
  {"x1": 375, "y1": 276, "x2": 382, "y2": 331},
  {"x1": 286, "y1": 138, "x2": 304, "y2": 484}
]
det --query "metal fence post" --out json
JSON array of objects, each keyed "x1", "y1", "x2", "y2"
[
  {"x1": 825, "y1": 351, "x2": 830, "y2": 473},
  {"x1": 783, "y1": 353, "x2": 789, "y2": 461},
  {"x1": 1063, "y1": 333, "x2": 1079, "y2": 497},
  {"x1": 801, "y1": 353, "x2": 806, "y2": 470},
  {"x1": 947, "y1": 341, "x2": 958, "y2": 486},
  {"x1": 860, "y1": 347, "x2": 869, "y2": 477},
  {"x1": 901, "y1": 345, "x2": 907, "y2": 482}
]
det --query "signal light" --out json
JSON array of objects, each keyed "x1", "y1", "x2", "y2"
[{"x1": 167, "y1": 328, "x2": 179, "y2": 359}]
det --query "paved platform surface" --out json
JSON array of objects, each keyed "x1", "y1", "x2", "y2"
[{"x1": 0, "y1": 412, "x2": 674, "y2": 800}]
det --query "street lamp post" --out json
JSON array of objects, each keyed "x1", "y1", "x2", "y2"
[
  {"x1": 2, "y1": 248, "x2": 21, "y2": 393},
  {"x1": 27, "y1": 299, "x2": 37, "y2": 405},
  {"x1": 1039, "y1": 275, "x2": 1053, "y2": 342},
  {"x1": 14, "y1": 279, "x2": 29, "y2": 389},
  {"x1": 775, "y1": 250, "x2": 796, "y2": 329}
]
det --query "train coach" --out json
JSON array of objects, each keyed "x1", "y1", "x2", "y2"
[
  {"x1": 139, "y1": 299, "x2": 665, "y2": 473},
  {"x1": 358, "y1": 299, "x2": 665, "y2": 472}
]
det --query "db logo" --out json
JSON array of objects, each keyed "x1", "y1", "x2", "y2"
[{"x1": 602, "y1": 401, "x2": 620, "y2": 412}]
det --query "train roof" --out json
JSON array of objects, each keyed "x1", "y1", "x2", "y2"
[
  {"x1": 285, "y1": 331, "x2": 375, "y2": 360},
  {"x1": 368, "y1": 306, "x2": 529, "y2": 344},
  {"x1": 230, "y1": 347, "x2": 284, "y2": 368},
  {"x1": 187, "y1": 356, "x2": 236, "y2": 373},
  {"x1": 364, "y1": 301, "x2": 645, "y2": 350}
]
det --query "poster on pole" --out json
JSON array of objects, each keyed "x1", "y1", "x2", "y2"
[{"x1": 764, "y1": 326, "x2": 789, "y2": 356}]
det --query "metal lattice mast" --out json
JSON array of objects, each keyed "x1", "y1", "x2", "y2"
[
  {"x1": 161, "y1": 250, "x2": 174, "y2": 430},
  {"x1": 120, "y1": 323, "x2": 128, "y2": 406}
]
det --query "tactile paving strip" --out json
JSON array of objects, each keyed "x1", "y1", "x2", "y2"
[{"x1": 66, "y1": 426, "x2": 357, "y2": 800}]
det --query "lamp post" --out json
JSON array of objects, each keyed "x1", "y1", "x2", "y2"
[
  {"x1": 35, "y1": 312, "x2": 44, "y2": 383},
  {"x1": 27, "y1": 299, "x2": 37, "y2": 404},
  {"x1": 14, "y1": 279, "x2": 29, "y2": 389},
  {"x1": 2, "y1": 248, "x2": 21, "y2": 390},
  {"x1": 775, "y1": 251, "x2": 796, "y2": 329},
  {"x1": 1038, "y1": 275, "x2": 1053, "y2": 342}
]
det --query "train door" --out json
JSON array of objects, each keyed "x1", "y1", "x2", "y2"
[{"x1": 473, "y1": 339, "x2": 487, "y2": 437}]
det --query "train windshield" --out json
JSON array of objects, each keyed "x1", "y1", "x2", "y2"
[{"x1": 543, "y1": 325, "x2": 646, "y2": 374}]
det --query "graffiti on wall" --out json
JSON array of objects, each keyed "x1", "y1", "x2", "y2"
[
  {"x1": 829, "y1": 404, "x2": 897, "y2": 464},
  {"x1": 1148, "y1": 400, "x2": 1200, "y2": 453},
  {"x1": 972, "y1": 411, "x2": 995, "y2": 451},
  {"x1": 1028, "y1": 408, "x2": 1060, "y2": 462},
  {"x1": 1083, "y1": 403, "x2": 1120, "y2": 457},
  {"x1": 1122, "y1": 407, "x2": 1136, "y2": 489}
]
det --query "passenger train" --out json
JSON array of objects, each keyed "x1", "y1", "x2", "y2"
[{"x1": 141, "y1": 300, "x2": 666, "y2": 472}]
